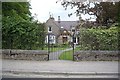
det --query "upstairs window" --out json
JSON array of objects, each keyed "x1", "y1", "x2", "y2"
[
  {"x1": 71, "y1": 27, "x2": 75, "y2": 32},
  {"x1": 72, "y1": 29, "x2": 75, "y2": 32},
  {"x1": 48, "y1": 26, "x2": 52, "y2": 32}
]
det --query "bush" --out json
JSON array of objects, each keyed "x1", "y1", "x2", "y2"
[{"x1": 79, "y1": 26, "x2": 118, "y2": 50}]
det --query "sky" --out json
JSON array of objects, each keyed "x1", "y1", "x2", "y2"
[{"x1": 29, "y1": 0, "x2": 96, "y2": 23}]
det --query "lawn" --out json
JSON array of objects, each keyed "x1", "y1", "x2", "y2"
[
  {"x1": 59, "y1": 50, "x2": 73, "y2": 60},
  {"x1": 44, "y1": 47, "x2": 68, "y2": 52},
  {"x1": 38, "y1": 44, "x2": 71, "y2": 52},
  {"x1": 59, "y1": 46, "x2": 81, "y2": 60}
]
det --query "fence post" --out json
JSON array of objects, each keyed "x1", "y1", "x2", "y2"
[
  {"x1": 48, "y1": 33, "x2": 50, "y2": 61},
  {"x1": 72, "y1": 33, "x2": 75, "y2": 61}
]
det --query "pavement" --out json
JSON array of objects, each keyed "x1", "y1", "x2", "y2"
[{"x1": 1, "y1": 59, "x2": 119, "y2": 78}]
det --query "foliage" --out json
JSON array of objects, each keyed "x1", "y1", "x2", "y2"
[
  {"x1": 2, "y1": 2, "x2": 31, "y2": 20},
  {"x1": 95, "y1": 2, "x2": 119, "y2": 27},
  {"x1": 59, "y1": 0, "x2": 119, "y2": 27},
  {"x1": 79, "y1": 26, "x2": 118, "y2": 50},
  {"x1": 2, "y1": 2, "x2": 45, "y2": 50},
  {"x1": 59, "y1": 47, "x2": 80, "y2": 60}
]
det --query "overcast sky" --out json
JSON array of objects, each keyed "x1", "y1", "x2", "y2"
[{"x1": 29, "y1": 0, "x2": 96, "y2": 23}]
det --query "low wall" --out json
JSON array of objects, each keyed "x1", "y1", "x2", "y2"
[
  {"x1": 2, "y1": 49, "x2": 48, "y2": 61},
  {"x1": 74, "y1": 51, "x2": 119, "y2": 61}
]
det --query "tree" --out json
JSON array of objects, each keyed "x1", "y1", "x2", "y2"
[
  {"x1": 2, "y1": 2, "x2": 31, "y2": 20},
  {"x1": 95, "y1": 2, "x2": 119, "y2": 27},
  {"x1": 2, "y1": 2, "x2": 45, "y2": 49},
  {"x1": 58, "y1": 0, "x2": 120, "y2": 27}
]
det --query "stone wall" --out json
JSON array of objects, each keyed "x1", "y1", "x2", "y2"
[
  {"x1": 74, "y1": 51, "x2": 119, "y2": 61},
  {"x1": 2, "y1": 49, "x2": 48, "y2": 61}
]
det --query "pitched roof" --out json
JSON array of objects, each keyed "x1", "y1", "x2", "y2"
[
  {"x1": 55, "y1": 21, "x2": 79, "y2": 30},
  {"x1": 46, "y1": 17, "x2": 79, "y2": 30}
]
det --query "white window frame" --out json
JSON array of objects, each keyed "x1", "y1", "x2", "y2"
[{"x1": 45, "y1": 35, "x2": 56, "y2": 44}]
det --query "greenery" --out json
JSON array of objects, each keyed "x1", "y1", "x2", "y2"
[
  {"x1": 2, "y1": 2, "x2": 119, "y2": 52},
  {"x1": 59, "y1": 46, "x2": 79, "y2": 60},
  {"x1": 59, "y1": 1, "x2": 119, "y2": 27},
  {"x1": 42, "y1": 44, "x2": 71, "y2": 52},
  {"x1": 59, "y1": 50, "x2": 73, "y2": 60},
  {"x1": 45, "y1": 47, "x2": 67, "y2": 52},
  {"x1": 2, "y1": 2, "x2": 45, "y2": 50},
  {"x1": 79, "y1": 26, "x2": 119, "y2": 50}
]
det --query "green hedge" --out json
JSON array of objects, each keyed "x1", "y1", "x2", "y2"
[{"x1": 79, "y1": 27, "x2": 119, "y2": 50}]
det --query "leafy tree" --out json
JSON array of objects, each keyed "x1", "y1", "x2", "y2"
[
  {"x1": 58, "y1": 0, "x2": 120, "y2": 27},
  {"x1": 2, "y1": 2, "x2": 45, "y2": 50},
  {"x1": 0, "y1": 2, "x2": 2, "y2": 49},
  {"x1": 95, "y1": 2, "x2": 119, "y2": 27},
  {"x1": 2, "y1": 2, "x2": 31, "y2": 20}
]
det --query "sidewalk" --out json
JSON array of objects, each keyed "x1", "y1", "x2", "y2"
[{"x1": 2, "y1": 59, "x2": 119, "y2": 78}]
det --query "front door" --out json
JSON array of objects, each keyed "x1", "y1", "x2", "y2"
[{"x1": 62, "y1": 37, "x2": 67, "y2": 44}]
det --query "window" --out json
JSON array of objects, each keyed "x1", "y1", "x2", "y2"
[
  {"x1": 72, "y1": 29, "x2": 75, "y2": 32},
  {"x1": 73, "y1": 37, "x2": 76, "y2": 43},
  {"x1": 48, "y1": 35, "x2": 56, "y2": 44},
  {"x1": 48, "y1": 26, "x2": 52, "y2": 32}
]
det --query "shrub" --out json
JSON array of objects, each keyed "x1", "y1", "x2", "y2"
[{"x1": 79, "y1": 26, "x2": 118, "y2": 50}]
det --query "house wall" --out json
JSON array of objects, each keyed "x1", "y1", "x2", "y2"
[
  {"x1": 58, "y1": 36, "x2": 63, "y2": 44},
  {"x1": 45, "y1": 18, "x2": 60, "y2": 39},
  {"x1": 58, "y1": 35, "x2": 71, "y2": 44},
  {"x1": 45, "y1": 18, "x2": 79, "y2": 44}
]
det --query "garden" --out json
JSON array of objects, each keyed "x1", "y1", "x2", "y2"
[{"x1": 59, "y1": 26, "x2": 119, "y2": 60}]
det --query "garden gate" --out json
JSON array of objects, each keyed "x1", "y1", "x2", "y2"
[{"x1": 47, "y1": 33, "x2": 77, "y2": 61}]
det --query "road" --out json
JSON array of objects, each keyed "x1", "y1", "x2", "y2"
[{"x1": 2, "y1": 59, "x2": 119, "y2": 78}]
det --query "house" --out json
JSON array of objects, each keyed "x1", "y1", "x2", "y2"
[{"x1": 45, "y1": 16, "x2": 80, "y2": 45}]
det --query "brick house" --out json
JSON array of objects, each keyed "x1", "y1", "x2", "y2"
[{"x1": 45, "y1": 16, "x2": 80, "y2": 45}]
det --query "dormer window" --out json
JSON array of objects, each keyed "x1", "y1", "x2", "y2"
[
  {"x1": 72, "y1": 29, "x2": 75, "y2": 32},
  {"x1": 64, "y1": 30, "x2": 66, "y2": 33},
  {"x1": 48, "y1": 26, "x2": 52, "y2": 32}
]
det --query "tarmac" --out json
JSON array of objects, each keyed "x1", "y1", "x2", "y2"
[{"x1": 1, "y1": 59, "x2": 119, "y2": 78}]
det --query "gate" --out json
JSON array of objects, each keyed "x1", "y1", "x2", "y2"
[{"x1": 47, "y1": 33, "x2": 78, "y2": 61}]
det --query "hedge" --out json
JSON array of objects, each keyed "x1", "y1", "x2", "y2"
[{"x1": 79, "y1": 27, "x2": 119, "y2": 50}]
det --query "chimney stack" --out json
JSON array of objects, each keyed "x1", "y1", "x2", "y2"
[{"x1": 58, "y1": 16, "x2": 60, "y2": 23}]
